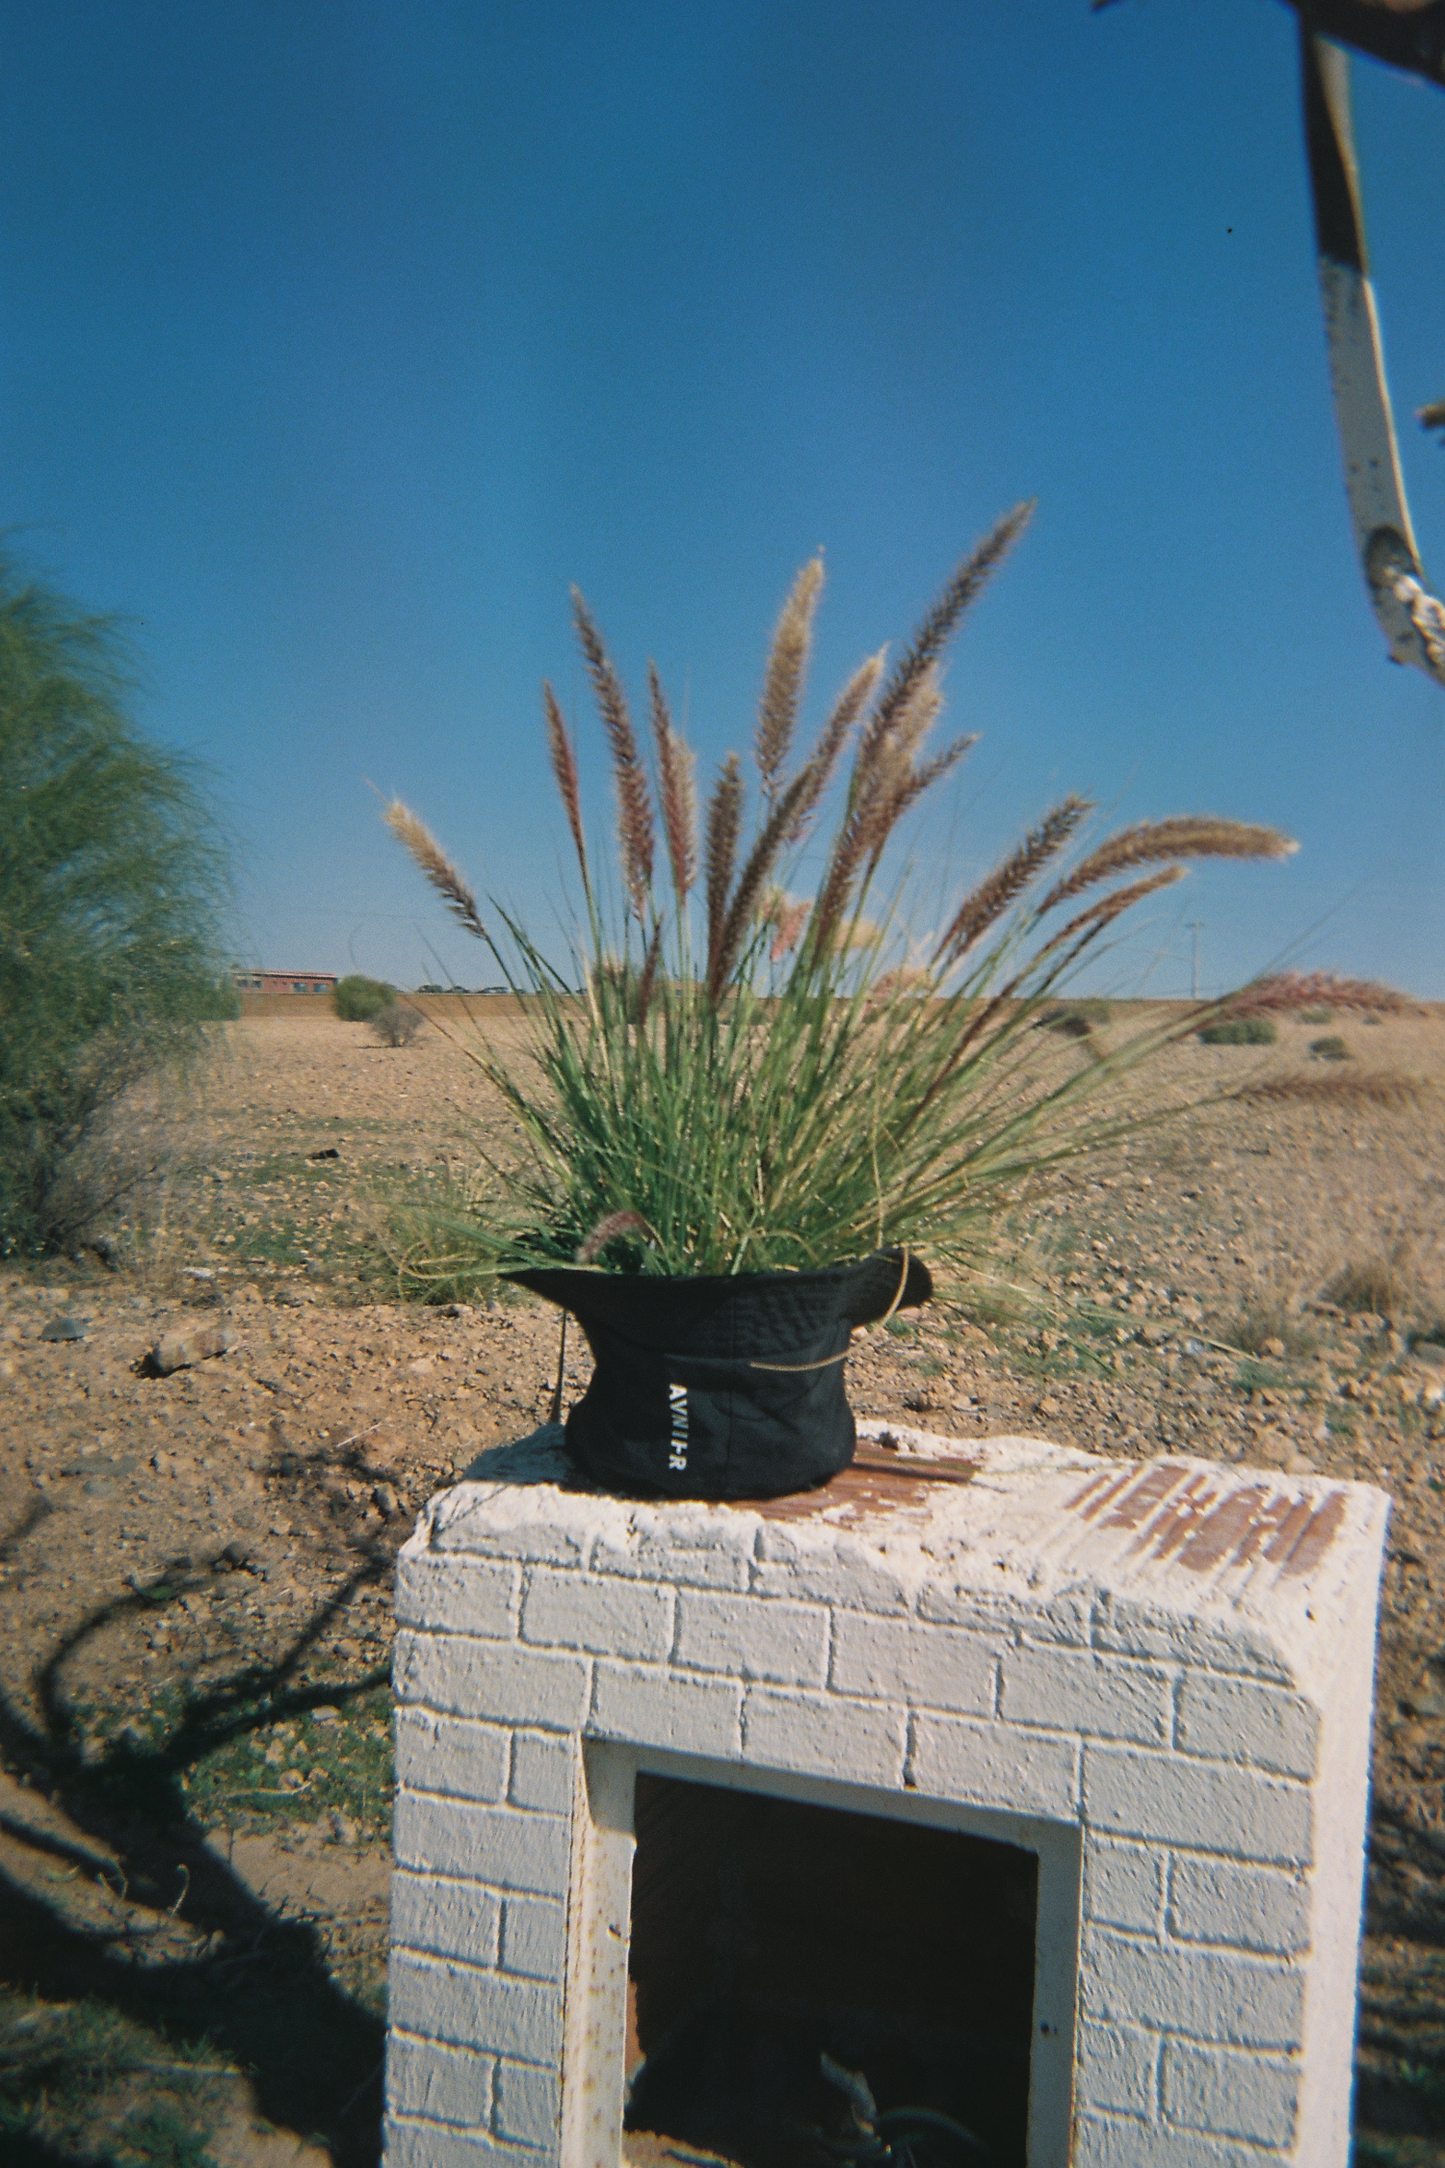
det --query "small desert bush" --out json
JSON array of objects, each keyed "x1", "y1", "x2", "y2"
[
  {"x1": 370, "y1": 1001, "x2": 426, "y2": 1047},
  {"x1": 0, "y1": 556, "x2": 231, "y2": 1256},
  {"x1": 1198, "y1": 1017, "x2": 1277, "y2": 1046},
  {"x1": 334, "y1": 973, "x2": 395, "y2": 1021},
  {"x1": 1230, "y1": 1292, "x2": 1316, "y2": 1359},
  {"x1": 382, "y1": 507, "x2": 1323, "y2": 1297},
  {"x1": 1325, "y1": 1256, "x2": 1407, "y2": 1319},
  {"x1": 1309, "y1": 1033, "x2": 1351, "y2": 1061},
  {"x1": 1040, "y1": 999, "x2": 1111, "y2": 1038}
]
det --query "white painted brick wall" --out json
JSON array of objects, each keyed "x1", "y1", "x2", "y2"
[
  {"x1": 830, "y1": 1612, "x2": 996, "y2": 1714},
  {"x1": 1081, "y1": 1930, "x2": 1305, "y2": 2051},
  {"x1": 1162, "y1": 2040, "x2": 1300, "y2": 2149},
  {"x1": 385, "y1": 1432, "x2": 1389, "y2": 2168},
  {"x1": 390, "y1": 1953, "x2": 563, "y2": 2062},
  {"x1": 675, "y1": 1589, "x2": 828, "y2": 1685},
  {"x1": 1084, "y1": 1837, "x2": 1165, "y2": 1934},
  {"x1": 386, "y1": 2032, "x2": 494, "y2": 2126},
  {"x1": 390, "y1": 1870, "x2": 500, "y2": 1967},
  {"x1": 590, "y1": 1660, "x2": 742, "y2": 1757},
  {"x1": 1081, "y1": 1745, "x2": 1313, "y2": 1867},
  {"x1": 1167, "y1": 1857, "x2": 1311, "y2": 1957},
  {"x1": 395, "y1": 1794, "x2": 570, "y2": 1897},
  {"x1": 500, "y1": 1895, "x2": 567, "y2": 1983},
  {"x1": 395, "y1": 1632, "x2": 590, "y2": 1732},
  {"x1": 508, "y1": 1730, "x2": 573, "y2": 1813},
  {"x1": 396, "y1": 1554, "x2": 518, "y2": 1637},
  {"x1": 394, "y1": 1710, "x2": 509, "y2": 1804},
  {"x1": 1003, "y1": 1646, "x2": 1170, "y2": 1746},
  {"x1": 521, "y1": 1568, "x2": 674, "y2": 1661},
  {"x1": 742, "y1": 1685, "x2": 906, "y2": 1786},
  {"x1": 910, "y1": 1713, "x2": 1080, "y2": 1818},
  {"x1": 1174, "y1": 1674, "x2": 1320, "y2": 1781},
  {"x1": 495, "y1": 2057, "x2": 561, "y2": 2149},
  {"x1": 1076, "y1": 2019, "x2": 1159, "y2": 2119}
]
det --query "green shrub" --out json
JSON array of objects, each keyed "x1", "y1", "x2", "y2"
[
  {"x1": 334, "y1": 973, "x2": 395, "y2": 1021},
  {"x1": 1309, "y1": 1033, "x2": 1351, "y2": 1061},
  {"x1": 1198, "y1": 1017, "x2": 1277, "y2": 1046},
  {"x1": 194, "y1": 973, "x2": 241, "y2": 1021},
  {"x1": 0, "y1": 556, "x2": 231, "y2": 1256}
]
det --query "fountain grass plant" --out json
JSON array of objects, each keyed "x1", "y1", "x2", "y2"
[{"x1": 383, "y1": 503, "x2": 1324, "y2": 1299}]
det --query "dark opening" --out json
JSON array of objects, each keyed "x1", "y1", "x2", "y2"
[{"x1": 623, "y1": 1774, "x2": 1037, "y2": 2168}]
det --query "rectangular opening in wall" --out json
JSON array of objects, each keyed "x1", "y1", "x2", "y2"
[{"x1": 623, "y1": 1773, "x2": 1037, "y2": 2168}]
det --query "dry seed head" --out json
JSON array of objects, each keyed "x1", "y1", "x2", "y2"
[
  {"x1": 1038, "y1": 817, "x2": 1297, "y2": 915},
  {"x1": 934, "y1": 796, "x2": 1092, "y2": 969},
  {"x1": 1035, "y1": 864, "x2": 1188, "y2": 963},
  {"x1": 571, "y1": 587, "x2": 654, "y2": 918},
  {"x1": 704, "y1": 753, "x2": 743, "y2": 983},
  {"x1": 649, "y1": 663, "x2": 697, "y2": 899},
  {"x1": 708, "y1": 760, "x2": 821, "y2": 1003},
  {"x1": 575, "y1": 1209, "x2": 655, "y2": 1265},
  {"x1": 756, "y1": 556, "x2": 824, "y2": 802},
  {"x1": 1231, "y1": 1073, "x2": 1428, "y2": 1110},
  {"x1": 634, "y1": 916, "x2": 665, "y2": 1029},
  {"x1": 543, "y1": 682, "x2": 589, "y2": 897},
  {"x1": 782, "y1": 647, "x2": 884, "y2": 848},
  {"x1": 384, "y1": 800, "x2": 487, "y2": 941},
  {"x1": 859, "y1": 502, "x2": 1034, "y2": 777},
  {"x1": 1222, "y1": 970, "x2": 1410, "y2": 1018}
]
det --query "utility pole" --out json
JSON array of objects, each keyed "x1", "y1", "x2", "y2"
[{"x1": 1187, "y1": 921, "x2": 1203, "y2": 1001}]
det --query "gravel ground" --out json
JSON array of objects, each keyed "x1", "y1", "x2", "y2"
[{"x1": 1, "y1": 1001, "x2": 1443, "y2": 2162}]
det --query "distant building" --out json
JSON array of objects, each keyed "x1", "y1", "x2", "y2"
[{"x1": 232, "y1": 969, "x2": 338, "y2": 995}]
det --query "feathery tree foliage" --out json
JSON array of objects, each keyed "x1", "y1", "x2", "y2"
[{"x1": 0, "y1": 555, "x2": 232, "y2": 1255}]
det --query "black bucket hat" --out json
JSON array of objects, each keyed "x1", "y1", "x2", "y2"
[{"x1": 506, "y1": 1247, "x2": 932, "y2": 1500}]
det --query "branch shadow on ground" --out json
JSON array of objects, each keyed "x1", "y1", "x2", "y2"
[{"x1": 0, "y1": 1503, "x2": 393, "y2": 2166}]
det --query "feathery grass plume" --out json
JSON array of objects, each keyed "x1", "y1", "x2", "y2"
[
  {"x1": 755, "y1": 556, "x2": 824, "y2": 803},
  {"x1": 649, "y1": 664, "x2": 696, "y2": 900},
  {"x1": 1038, "y1": 817, "x2": 1296, "y2": 915},
  {"x1": 767, "y1": 894, "x2": 812, "y2": 962},
  {"x1": 704, "y1": 753, "x2": 743, "y2": 986},
  {"x1": 807, "y1": 784, "x2": 886, "y2": 963},
  {"x1": 571, "y1": 587, "x2": 654, "y2": 919},
  {"x1": 782, "y1": 649, "x2": 885, "y2": 847},
  {"x1": 634, "y1": 916, "x2": 664, "y2": 1030},
  {"x1": 385, "y1": 517, "x2": 1308, "y2": 1294},
  {"x1": 384, "y1": 801, "x2": 488, "y2": 940},
  {"x1": 933, "y1": 797, "x2": 1092, "y2": 969},
  {"x1": 1229, "y1": 1073, "x2": 1429, "y2": 1110},
  {"x1": 855, "y1": 502, "x2": 1034, "y2": 780},
  {"x1": 1221, "y1": 970, "x2": 1409, "y2": 1018},
  {"x1": 1036, "y1": 865, "x2": 1188, "y2": 963},
  {"x1": 708, "y1": 760, "x2": 824, "y2": 1003},
  {"x1": 543, "y1": 682, "x2": 589, "y2": 900},
  {"x1": 862, "y1": 732, "x2": 978, "y2": 889}
]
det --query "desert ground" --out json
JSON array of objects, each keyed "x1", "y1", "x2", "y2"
[{"x1": 1, "y1": 997, "x2": 1443, "y2": 2164}]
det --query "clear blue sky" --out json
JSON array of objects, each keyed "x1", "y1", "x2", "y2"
[{"x1": 4, "y1": 0, "x2": 1442, "y2": 996}]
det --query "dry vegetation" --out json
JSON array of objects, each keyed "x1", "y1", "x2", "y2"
[{"x1": 1, "y1": 999, "x2": 1443, "y2": 2162}]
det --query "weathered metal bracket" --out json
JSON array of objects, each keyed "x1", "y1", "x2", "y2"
[{"x1": 1301, "y1": 23, "x2": 1445, "y2": 687}]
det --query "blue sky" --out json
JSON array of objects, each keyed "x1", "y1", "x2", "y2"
[{"x1": 4, "y1": 0, "x2": 1443, "y2": 996}]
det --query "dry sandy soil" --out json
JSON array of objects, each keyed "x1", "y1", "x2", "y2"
[{"x1": 1, "y1": 1000, "x2": 1444, "y2": 2163}]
